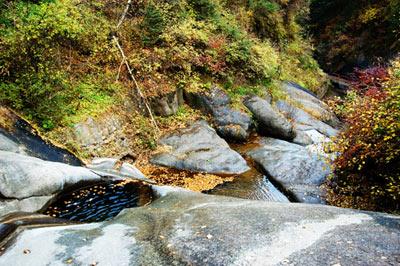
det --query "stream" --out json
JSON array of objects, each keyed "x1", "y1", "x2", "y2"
[
  {"x1": 207, "y1": 135, "x2": 290, "y2": 203},
  {"x1": 2, "y1": 117, "x2": 291, "y2": 225}
]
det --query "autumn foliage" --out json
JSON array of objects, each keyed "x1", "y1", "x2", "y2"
[{"x1": 328, "y1": 64, "x2": 400, "y2": 212}]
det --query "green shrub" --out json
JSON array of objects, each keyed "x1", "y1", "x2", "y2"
[
  {"x1": 142, "y1": 4, "x2": 166, "y2": 46},
  {"x1": 249, "y1": 0, "x2": 287, "y2": 43},
  {"x1": 0, "y1": 0, "x2": 111, "y2": 129},
  {"x1": 249, "y1": 0, "x2": 280, "y2": 13},
  {"x1": 225, "y1": 39, "x2": 252, "y2": 65},
  {"x1": 188, "y1": 0, "x2": 217, "y2": 19}
]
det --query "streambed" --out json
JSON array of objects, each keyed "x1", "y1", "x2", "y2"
[{"x1": 207, "y1": 135, "x2": 290, "y2": 203}]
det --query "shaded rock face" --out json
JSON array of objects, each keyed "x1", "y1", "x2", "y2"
[
  {"x1": 281, "y1": 82, "x2": 341, "y2": 128},
  {"x1": 0, "y1": 151, "x2": 100, "y2": 199},
  {"x1": 74, "y1": 116, "x2": 123, "y2": 148},
  {"x1": 248, "y1": 138, "x2": 331, "y2": 204},
  {"x1": 1, "y1": 189, "x2": 399, "y2": 266},
  {"x1": 73, "y1": 115, "x2": 136, "y2": 158},
  {"x1": 148, "y1": 89, "x2": 184, "y2": 117},
  {"x1": 185, "y1": 87, "x2": 252, "y2": 142},
  {"x1": 276, "y1": 100, "x2": 338, "y2": 138},
  {"x1": 212, "y1": 107, "x2": 251, "y2": 142},
  {"x1": 244, "y1": 96, "x2": 295, "y2": 141},
  {"x1": 151, "y1": 121, "x2": 250, "y2": 175},
  {"x1": 0, "y1": 110, "x2": 81, "y2": 166}
]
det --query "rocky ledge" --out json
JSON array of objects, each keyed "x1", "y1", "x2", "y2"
[{"x1": 0, "y1": 187, "x2": 398, "y2": 266}]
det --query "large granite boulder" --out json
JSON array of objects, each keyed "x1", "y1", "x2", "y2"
[
  {"x1": 281, "y1": 82, "x2": 340, "y2": 128},
  {"x1": 275, "y1": 100, "x2": 338, "y2": 138},
  {"x1": 1, "y1": 188, "x2": 399, "y2": 265},
  {"x1": 244, "y1": 96, "x2": 295, "y2": 141},
  {"x1": 151, "y1": 121, "x2": 250, "y2": 175},
  {"x1": 0, "y1": 151, "x2": 100, "y2": 199},
  {"x1": 185, "y1": 87, "x2": 252, "y2": 142},
  {"x1": 247, "y1": 138, "x2": 332, "y2": 204}
]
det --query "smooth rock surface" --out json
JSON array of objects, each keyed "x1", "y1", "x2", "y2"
[
  {"x1": 247, "y1": 138, "x2": 332, "y2": 203},
  {"x1": 281, "y1": 82, "x2": 340, "y2": 127},
  {"x1": 0, "y1": 151, "x2": 100, "y2": 199},
  {"x1": 88, "y1": 157, "x2": 155, "y2": 184},
  {"x1": 0, "y1": 196, "x2": 52, "y2": 217},
  {"x1": 1, "y1": 188, "x2": 399, "y2": 266},
  {"x1": 244, "y1": 96, "x2": 295, "y2": 141},
  {"x1": 293, "y1": 130, "x2": 313, "y2": 146},
  {"x1": 0, "y1": 133, "x2": 23, "y2": 154},
  {"x1": 185, "y1": 87, "x2": 252, "y2": 142},
  {"x1": 276, "y1": 100, "x2": 338, "y2": 137},
  {"x1": 151, "y1": 121, "x2": 250, "y2": 175}
]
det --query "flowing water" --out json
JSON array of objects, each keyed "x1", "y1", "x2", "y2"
[
  {"x1": 207, "y1": 135, "x2": 290, "y2": 203},
  {"x1": 207, "y1": 167, "x2": 289, "y2": 202}
]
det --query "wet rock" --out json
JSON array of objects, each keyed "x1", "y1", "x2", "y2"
[
  {"x1": 1, "y1": 188, "x2": 399, "y2": 265},
  {"x1": 151, "y1": 121, "x2": 250, "y2": 175},
  {"x1": 0, "y1": 151, "x2": 100, "y2": 199},
  {"x1": 281, "y1": 82, "x2": 341, "y2": 128},
  {"x1": 208, "y1": 171, "x2": 290, "y2": 203},
  {"x1": 276, "y1": 100, "x2": 338, "y2": 137},
  {"x1": 244, "y1": 96, "x2": 295, "y2": 141},
  {"x1": 215, "y1": 124, "x2": 248, "y2": 143},
  {"x1": 148, "y1": 89, "x2": 183, "y2": 117},
  {"x1": 247, "y1": 138, "x2": 331, "y2": 204},
  {"x1": 0, "y1": 196, "x2": 52, "y2": 217},
  {"x1": 185, "y1": 86, "x2": 251, "y2": 142},
  {"x1": 0, "y1": 109, "x2": 82, "y2": 165}
]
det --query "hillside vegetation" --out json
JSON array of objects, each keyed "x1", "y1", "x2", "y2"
[{"x1": 0, "y1": 0, "x2": 325, "y2": 131}]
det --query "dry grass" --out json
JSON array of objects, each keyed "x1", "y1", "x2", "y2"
[{"x1": 140, "y1": 164, "x2": 234, "y2": 192}]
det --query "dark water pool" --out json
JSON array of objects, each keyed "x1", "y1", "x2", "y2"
[{"x1": 41, "y1": 180, "x2": 153, "y2": 223}]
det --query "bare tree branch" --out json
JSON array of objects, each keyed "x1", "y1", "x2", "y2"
[
  {"x1": 116, "y1": 0, "x2": 132, "y2": 30},
  {"x1": 112, "y1": 36, "x2": 160, "y2": 133},
  {"x1": 112, "y1": 0, "x2": 160, "y2": 134}
]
